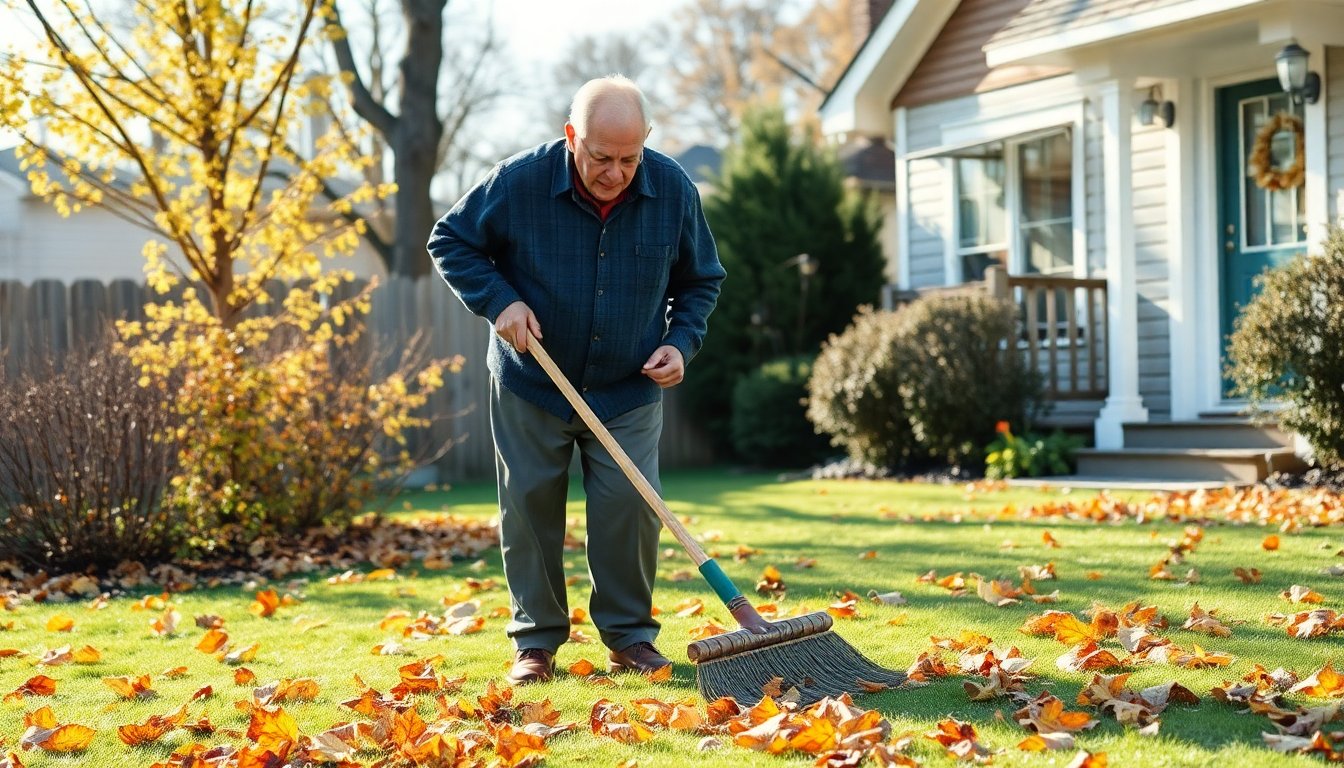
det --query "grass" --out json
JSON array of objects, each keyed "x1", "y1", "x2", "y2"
[{"x1": 1, "y1": 468, "x2": 1341, "y2": 766}]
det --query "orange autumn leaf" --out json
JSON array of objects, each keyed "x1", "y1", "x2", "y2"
[
  {"x1": 1282, "y1": 585, "x2": 1325, "y2": 604},
  {"x1": 519, "y1": 699, "x2": 563, "y2": 727},
  {"x1": 926, "y1": 717, "x2": 992, "y2": 761},
  {"x1": 1019, "y1": 732, "x2": 1076, "y2": 751},
  {"x1": 103, "y1": 674, "x2": 156, "y2": 700},
  {"x1": 6, "y1": 676, "x2": 56, "y2": 704},
  {"x1": 1014, "y1": 692, "x2": 1098, "y2": 733},
  {"x1": 705, "y1": 696, "x2": 741, "y2": 725},
  {"x1": 1067, "y1": 750, "x2": 1109, "y2": 768},
  {"x1": 191, "y1": 685, "x2": 213, "y2": 701},
  {"x1": 688, "y1": 621, "x2": 728, "y2": 640},
  {"x1": 1086, "y1": 571, "x2": 1105, "y2": 580},
  {"x1": 493, "y1": 723, "x2": 546, "y2": 766},
  {"x1": 858, "y1": 550, "x2": 878, "y2": 560},
  {"x1": 246, "y1": 705, "x2": 300, "y2": 752},
  {"x1": 1182, "y1": 603, "x2": 1232, "y2": 637},
  {"x1": 1263, "y1": 534, "x2": 1281, "y2": 551},
  {"x1": 26, "y1": 725, "x2": 95, "y2": 753},
  {"x1": 196, "y1": 629, "x2": 229, "y2": 654},
  {"x1": 1173, "y1": 644, "x2": 1234, "y2": 669},
  {"x1": 235, "y1": 667, "x2": 257, "y2": 686},
  {"x1": 827, "y1": 597, "x2": 859, "y2": 619},
  {"x1": 148, "y1": 608, "x2": 181, "y2": 637},
  {"x1": 117, "y1": 716, "x2": 175, "y2": 746},
  {"x1": 1042, "y1": 531, "x2": 1061, "y2": 548},
  {"x1": 71, "y1": 646, "x2": 99, "y2": 664},
  {"x1": 644, "y1": 664, "x2": 673, "y2": 683},
  {"x1": 1233, "y1": 567, "x2": 1262, "y2": 584},
  {"x1": 568, "y1": 659, "x2": 596, "y2": 676},
  {"x1": 44, "y1": 615, "x2": 73, "y2": 633},
  {"x1": 569, "y1": 608, "x2": 587, "y2": 625},
  {"x1": 1291, "y1": 663, "x2": 1344, "y2": 698},
  {"x1": 220, "y1": 642, "x2": 261, "y2": 664},
  {"x1": 1057, "y1": 642, "x2": 1124, "y2": 673},
  {"x1": 673, "y1": 598, "x2": 705, "y2": 618},
  {"x1": 249, "y1": 589, "x2": 280, "y2": 618}
]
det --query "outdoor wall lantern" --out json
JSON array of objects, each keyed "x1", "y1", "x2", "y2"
[
  {"x1": 1136, "y1": 86, "x2": 1175, "y2": 128},
  {"x1": 1276, "y1": 42, "x2": 1320, "y2": 105}
]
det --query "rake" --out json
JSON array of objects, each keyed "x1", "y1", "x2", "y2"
[{"x1": 528, "y1": 334, "x2": 905, "y2": 705}]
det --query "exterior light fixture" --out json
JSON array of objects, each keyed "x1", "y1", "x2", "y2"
[
  {"x1": 1137, "y1": 86, "x2": 1175, "y2": 128},
  {"x1": 1276, "y1": 42, "x2": 1320, "y2": 105}
]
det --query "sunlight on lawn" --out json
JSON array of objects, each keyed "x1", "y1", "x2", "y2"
[{"x1": 0, "y1": 471, "x2": 1341, "y2": 767}]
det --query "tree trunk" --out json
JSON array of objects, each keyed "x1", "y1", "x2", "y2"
[{"x1": 388, "y1": 0, "x2": 446, "y2": 278}]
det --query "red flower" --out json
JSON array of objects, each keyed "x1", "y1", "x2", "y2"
[{"x1": 995, "y1": 421, "x2": 1011, "y2": 434}]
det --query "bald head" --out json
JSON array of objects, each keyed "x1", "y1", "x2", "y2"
[{"x1": 567, "y1": 76, "x2": 652, "y2": 138}]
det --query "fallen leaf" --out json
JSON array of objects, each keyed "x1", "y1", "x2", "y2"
[
  {"x1": 44, "y1": 616, "x2": 73, "y2": 633},
  {"x1": 1263, "y1": 534, "x2": 1281, "y2": 550},
  {"x1": 1283, "y1": 585, "x2": 1326, "y2": 604}
]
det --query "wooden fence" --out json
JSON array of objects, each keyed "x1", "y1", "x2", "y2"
[{"x1": 0, "y1": 276, "x2": 717, "y2": 482}]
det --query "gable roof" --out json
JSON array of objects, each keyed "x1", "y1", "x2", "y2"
[{"x1": 819, "y1": 0, "x2": 957, "y2": 136}]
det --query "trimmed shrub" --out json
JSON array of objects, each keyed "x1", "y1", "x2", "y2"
[
  {"x1": 0, "y1": 341, "x2": 186, "y2": 571},
  {"x1": 1228, "y1": 229, "x2": 1344, "y2": 468},
  {"x1": 730, "y1": 356, "x2": 832, "y2": 468},
  {"x1": 808, "y1": 295, "x2": 1045, "y2": 470}
]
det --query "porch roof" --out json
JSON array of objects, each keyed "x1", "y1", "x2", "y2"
[{"x1": 984, "y1": 0, "x2": 1266, "y2": 67}]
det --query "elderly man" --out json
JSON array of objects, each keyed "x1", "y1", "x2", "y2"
[{"x1": 427, "y1": 76, "x2": 725, "y2": 684}]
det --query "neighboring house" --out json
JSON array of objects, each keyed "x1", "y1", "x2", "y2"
[
  {"x1": 0, "y1": 148, "x2": 388, "y2": 284},
  {"x1": 821, "y1": 0, "x2": 1338, "y2": 469}
]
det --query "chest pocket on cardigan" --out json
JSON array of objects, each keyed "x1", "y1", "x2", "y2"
[{"x1": 634, "y1": 244, "x2": 673, "y2": 297}]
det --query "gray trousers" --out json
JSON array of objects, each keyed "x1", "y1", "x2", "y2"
[{"x1": 489, "y1": 377, "x2": 663, "y2": 653}]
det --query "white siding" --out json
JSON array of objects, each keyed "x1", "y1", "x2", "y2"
[
  {"x1": 1132, "y1": 119, "x2": 1171, "y2": 420},
  {"x1": 907, "y1": 156, "x2": 949, "y2": 289},
  {"x1": 1329, "y1": 47, "x2": 1344, "y2": 225}
]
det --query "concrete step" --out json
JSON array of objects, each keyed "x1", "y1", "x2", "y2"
[
  {"x1": 1075, "y1": 447, "x2": 1306, "y2": 483},
  {"x1": 1122, "y1": 420, "x2": 1294, "y2": 450}
]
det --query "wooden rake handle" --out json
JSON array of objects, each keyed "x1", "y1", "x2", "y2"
[
  {"x1": 527, "y1": 333, "x2": 770, "y2": 634},
  {"x1": 526, "y1": 334, "x2": 711, "y2": 566}
]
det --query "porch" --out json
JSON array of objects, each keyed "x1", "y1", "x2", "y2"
[{"x1": 888, "y1": 266, "x2": 1303, "y2": 485}]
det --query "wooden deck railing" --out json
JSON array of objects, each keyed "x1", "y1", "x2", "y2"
[
  {"x1": 886, "y1": 270, "x2": 1110, "y2": 401},
  {"x1": 984, "y1": 266, "x2": 1108, "y2": 400}
]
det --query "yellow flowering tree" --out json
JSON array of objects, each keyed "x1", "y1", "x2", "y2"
[{"x1": 0, "y1": 0, "x2": 447, "y2": 546}]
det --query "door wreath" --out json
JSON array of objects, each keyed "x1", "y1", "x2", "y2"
[{"x1": 1248, "y1": 112, "x2": 1305, "y2": 191}]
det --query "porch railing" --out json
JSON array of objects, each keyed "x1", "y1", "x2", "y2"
[
  {"x1": 883, "y1": 270, "x2": 1109, "y2": 401},
  {"x1": 984, "y1": 266, "x2": 1109, "y2": 400}
]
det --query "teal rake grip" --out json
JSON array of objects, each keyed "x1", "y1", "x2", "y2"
[{"x1": 698, "y1": 559, "x2": 743, "y2": 605}]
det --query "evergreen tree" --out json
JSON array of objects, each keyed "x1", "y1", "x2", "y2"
[{"x1": 688, "y1": 106, "x2": 885, "y2": 456}]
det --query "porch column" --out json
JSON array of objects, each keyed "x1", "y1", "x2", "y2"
[{"x1": 1095, "y1": 79, "x2": 1148, "y2": 448}]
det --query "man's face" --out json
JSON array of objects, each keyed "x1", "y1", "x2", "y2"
[{"x1": 565, "y1": 117, "x2": 647, "y2": 202}]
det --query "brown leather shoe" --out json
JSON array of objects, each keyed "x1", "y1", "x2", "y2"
[
  {"x1": 507, "y1": 648, "x2": 555, "y2": 685},
  {"x1": 608, "y1": 641, "x2": 671, "y2": 674}
]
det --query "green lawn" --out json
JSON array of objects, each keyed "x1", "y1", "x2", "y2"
[{"x1": 1, "y1": 469, "x2": 1342, "y2": 766}]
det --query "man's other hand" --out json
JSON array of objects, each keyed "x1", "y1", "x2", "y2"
[
  {"x1": 641, "y1": 345, "x2": 684, "y2": 388},
  {"x1": 495, "y1": 301, "x2": 541, "y2": 353}
]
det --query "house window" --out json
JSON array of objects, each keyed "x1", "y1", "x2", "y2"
[
  {"x1": 951, "y1": 129, "x2": 1074, "y2": 280},
  {"x1": 1018, "y1": 131, "x2": 1074, "y2": 276},
  {"x1": 955, "y1": 145, "x2": 1006, "y2": 281}
]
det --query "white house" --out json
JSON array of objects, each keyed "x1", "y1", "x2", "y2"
[
  {"x1": 0, "y1": 148, "x2": 388, "y2": 284},
  {"x1": 821, "y1": 0, "x2": 1341, "y2": 480}
]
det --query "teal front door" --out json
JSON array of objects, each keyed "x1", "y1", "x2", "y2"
[{"x1": 1216, "y1": 78, "x2": 1307, "y2": 396}]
